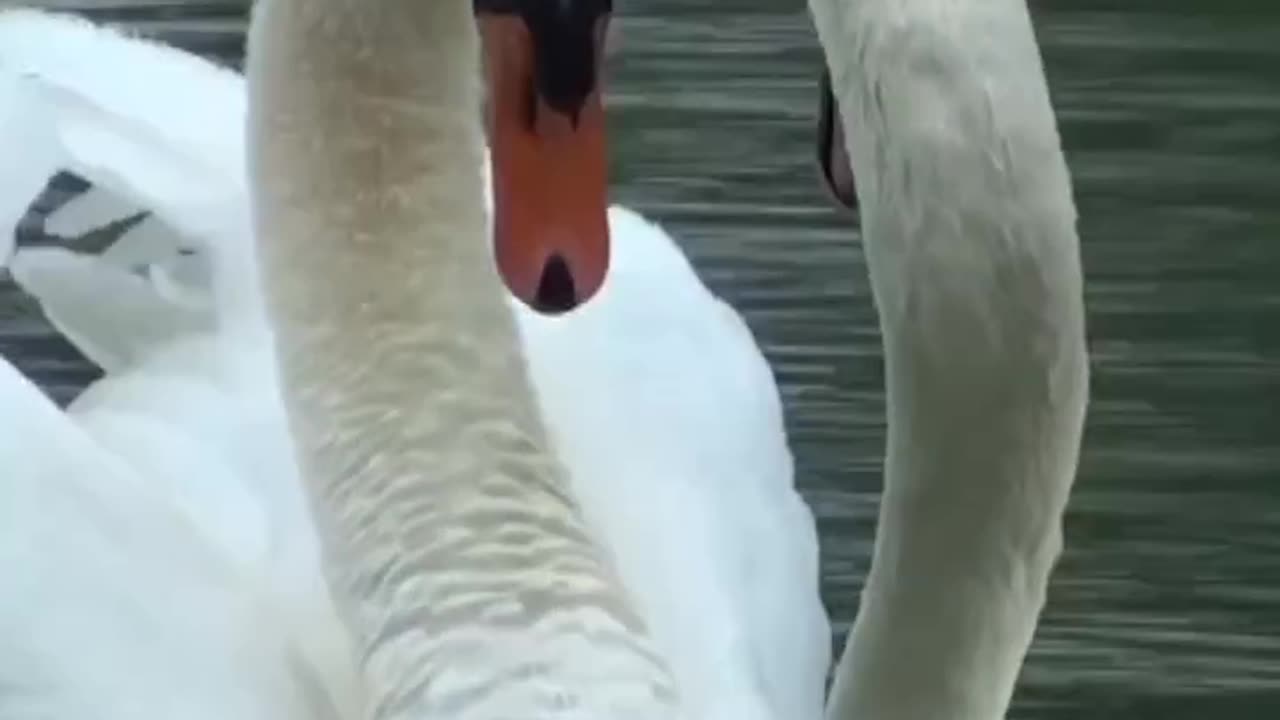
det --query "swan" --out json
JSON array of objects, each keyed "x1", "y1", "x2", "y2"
[
  {"x1": 0, "y1": 5, "x2": 828, "y2": 719},
  {"x1": 807, "y1": 0, "x2": 1090, "y2": 718}
]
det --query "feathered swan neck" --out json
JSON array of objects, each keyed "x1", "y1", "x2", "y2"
[
  {"x1": 809, "y1": 0, "x2": 1089, "y2": 719},
  {"x1": 245, "y1": 0, "x2": 674, "y2": 717}
]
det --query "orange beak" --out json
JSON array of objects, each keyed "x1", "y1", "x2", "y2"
[
  {"x1": 478, "y1": 14, "x2": 611, "y2": 314},
  {"x1": 817, "y1": 68, "x2": 858, "y2": 211}
]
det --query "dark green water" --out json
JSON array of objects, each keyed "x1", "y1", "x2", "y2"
[{"x1": 5, "y1": 0, "x2": 1280, "y2": 716}]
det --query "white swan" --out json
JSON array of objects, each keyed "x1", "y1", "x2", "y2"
[
  {"x1": 808, "y1": 0, "x2": 1089, "y2": 718},
  {"x1": 0, "y1": 6, "x2": 828, "y2": 719}
]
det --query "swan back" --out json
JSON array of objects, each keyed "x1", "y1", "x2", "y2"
[
  {"x1": 0, "y1": 350, "x2": 357, "y2": 720},
  {"x1": 246, "y1": 0, "x2": 675, "y2": 715},
  {"x1": 808, "y1": 0, "x2": 1089, "y2": 718},
  {"x1": 517, "y1": 207, "x2": 831, "y2": 720}
]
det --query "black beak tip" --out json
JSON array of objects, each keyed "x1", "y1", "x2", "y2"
[
  {"x1": 532, "y1": 253, "x2": 580, "y2": 314},
  {"x1": 817, "y1": 68, "x2": 859, "y2": 212}
]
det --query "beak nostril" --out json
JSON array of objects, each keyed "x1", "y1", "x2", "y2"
[{"x1": 533, "y1": 253, "x2": 579, "y2": 314}]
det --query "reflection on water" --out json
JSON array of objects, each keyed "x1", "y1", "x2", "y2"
[{"x1": 5, "y1": 0, "x2": 1280, "y2": 716}]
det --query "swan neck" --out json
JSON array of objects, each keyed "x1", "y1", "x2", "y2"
[
  {"x1": 246, "y1": 0, "x2": 674, "y2": 715},
  {"x1": 810, "y1": 2, "x2": 1089, "y2": 719}
]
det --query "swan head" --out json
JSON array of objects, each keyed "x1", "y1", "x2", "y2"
[{"x1": 476, "y1": 0, "x2": 613, "y2": 315}]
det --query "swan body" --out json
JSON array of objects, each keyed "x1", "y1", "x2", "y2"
[
  {"x1": 807, "y1": 0, "x2": 1089, "y2": 718},
  {"x1": 0, "y1": 7, "x2": 828, "y2": 719},
  {"x1": 0, "y1": 332, "x2": 354, "y2": 720},
  {"x1": 518, "y1": 207, "x2": 829, "y2": 720}
]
